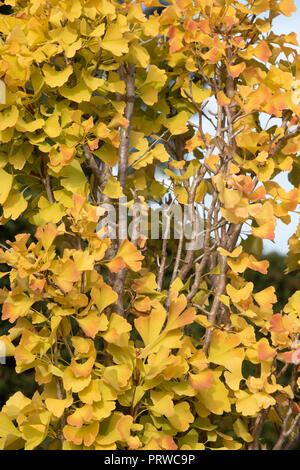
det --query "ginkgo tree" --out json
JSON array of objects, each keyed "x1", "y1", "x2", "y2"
[{"x1": 0, "y1": 0, "x2": 300, "y2": 451}]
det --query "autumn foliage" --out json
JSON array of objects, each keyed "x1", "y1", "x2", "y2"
[{"x1": 0, "y1": 0, "x2": 300, "y2": 451}]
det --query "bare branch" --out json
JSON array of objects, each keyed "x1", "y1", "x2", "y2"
[
  {"x1": 112, "y1": 63, "x2": 136, "y2": 316},
  {"x1": 248, "y1": 408, "x2": 270, "y2": 450},
  {"x1": 41, "y1": 158, "x2": 55, "y2": 204},
  {"x1": 53, "y1": 333, "x2": 66, "y2": 444},
  {"x1": 129, "y1": 130, "x2": 169, "y2": 168}
]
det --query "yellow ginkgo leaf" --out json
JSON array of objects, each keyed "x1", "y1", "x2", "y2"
[
  {"x1": 63, "y1": 421, "x2": 99, "y2": 447},
  {"x1": 91, "y1": 283, "x2": 118, "y2": 313},
  {"x1": 73, "y1": 251, "x2": 94, "y2": 272},
  {"x1": 115, "y1": 239, "x2": 144, "y2": 272},
  {"x1": 82, "y1": 71, "x2": 104, "y2": 91},
  {"x1": 89, "y1": 23, "x2": 106, "y2": 38},
  {"x1": 45, "y1": 397, "x2": 73, "y2": 418},
  {"x1": 0, "y1": 105, "x2": 18, "y2": 132},
  {"x1": 253, "y1": 286, "x2": 277, "y2": 310},
  {"x1": 166, "y1": 295, "x2": 195, "y2": 331},
  {"x1": 134, "y1": 306, "x2": 166, "y2": 347},
  {"x1": 217, "y1": 246, "x2": 243, "y2": 258},
  {"x1": 0, "y1": 169, "x2": 13, "y2": 204},
  {"x1": 93, "y1": 401, "x2": 116, "y2": 423},
  {"x1": 0, "y1": 412, "x2": 21, "y2": 438},
  {"x1": 101, "y1": 313, "x2": 131, "y2": 345},
  {"x1": 227, "y1": 254, "x2": 249, "y2": 274},
  {"x1": 78, "y1": 379, "x2": 102, "y2": 405},
  {"x1": 101, "y1": 24, "x2": 129, "y2": 56},
  {"x1": 167, "y1": 402, "x2": 194, "y2": 432},
  {"x1": 16, "y1": 118, "x2": 44, "y2": 133},
  {"x1": 1, "y1": 392, "x2": 31, "y2": 419},
  {"x1": 145, "y1": 64, "x2": 167, "y2": 85},
  {"x1": 52, "y1": 258, "x2": 81, "y2": 293},
  {"x1": 235, "y1": 390, "x2": 260, "y2": 417},
  {"x1": 60, "y1": 80, "x2": 92, "y2": 103},
  {"x1": 227, "y1": 62, "x2": 246, "y2": 78},
  {"x1": 189, "y1": 370, "x2": 214, "y2": 390},
  {"x1": 217, "y1": 91, "x2": 231, "y2": 106},
  {"x1": 103, "y1": 176, "x2": 124, "y2": 199},
  {"x1": 44, "y1": 115, "x2": 61, "y2": 138},
  {"x1": 252, "y1": 221, "x2": 276, "y2": 240},
  {"x1": 103, "y1": 364, "x2": 132, "y2": 392},
  {"x1": 67, "y1": 405, "x2": 93, "y2": 427},
  {"x1": 226, "y1": 282, "x2": 253, "y2": 303},
  {"x1": 233, "y1": 418, "x2": 253, "y2": 442},
  {"x1": 63, "y1": 367, "x2": 92, "y2": 393},
  {"x1": 166, "y1": 111, "x2": 189, "y2": 135},
  {"x1": 20, "y1": 410, "x2": 51, "y2": 451},
  {"x1": 77, "y1": 313, "x2": 108, "y2": 339},
  {"x1": 278, "y1": 0, "x2": 296, "y2": 17},
  {"x1": 197, "y1": 371, "x2": 231, "y2": 415},
  {"x1": 2, "y1": 293, "x2": 33, "y2": 323},
  {"x1": 257, "y1": 338, "x2": 277, "y2": 361},
  {"x1": 150, "y1": 391, "x2": 174, "y2": 417},
  {"x1": 116, "y1": 415, "x2": 141, "y2": 449},
  {"x1": 43, "y1": 65, "x2": 73, "y2": 87},
  {"x1": 93, "y1": 144, "x2": 119, "y2": 167},
  {"x1": 128, "y1": 44, "x2": 150, "y2": 68},
  {"x1": 70, "y1": 356, "x2": 95, "y2": 378}
]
